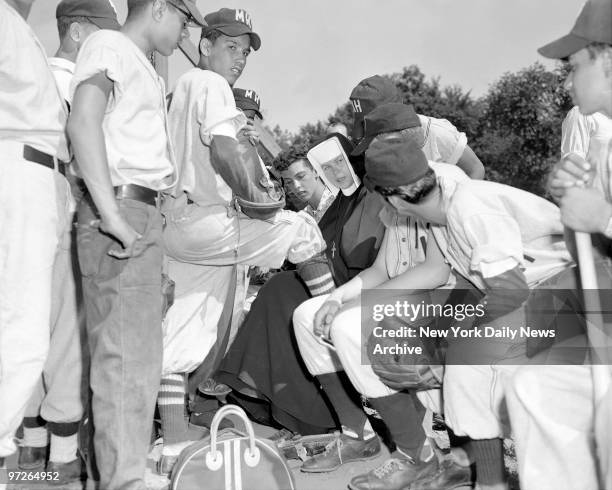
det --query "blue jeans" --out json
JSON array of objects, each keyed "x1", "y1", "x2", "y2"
[{"x1": 77, "y1": 196, "x2": 163, "y2": 490}]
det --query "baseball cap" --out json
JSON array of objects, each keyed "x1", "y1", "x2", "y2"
[
  {"x1": 233, "y1": 88, "x2": 262, "y2": 119},
  {"x1": 352, "y1": 103, "x2": 421, "y2": 156},
  {"x1": 349, "y1": 75, "x2": 403, "y2": 140},
  {"x1": 203, "y1": 8, "x2": 261, "y2": 50},
  {"x1": 363, "y1": 137, "x2": 430, "y2": 191},
  {"x1": 538, "y1": 0, "x2": 612, "y2": 59},
  {"x1": 56, "y1": 0, "x2": 120, "y2": 30}
]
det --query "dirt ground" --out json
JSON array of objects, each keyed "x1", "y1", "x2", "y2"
[{"x1": 3, "y1": 421, "x2": 519, "y2": 490}]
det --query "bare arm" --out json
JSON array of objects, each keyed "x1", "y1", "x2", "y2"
[
  {"x1": 67, "y1": 73, "x2": 143, "y2": 259},
  {"x1": 456, "y1": 145, "x2": 485, "y2": 180}
]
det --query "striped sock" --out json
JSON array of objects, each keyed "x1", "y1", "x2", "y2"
[
  {"x1": 297, "y1": 252, "x2": 335, "y2": 296},
  {"x1": 158, "y1": 373, "x2": 189, "y2": 445},
  {"x1": 470, "y1": 438, "x2": 506, "y2": 486}
]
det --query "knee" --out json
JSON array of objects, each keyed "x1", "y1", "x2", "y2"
[{"x1": 330, "y1": 308, "x2": 358, "y2": 345}]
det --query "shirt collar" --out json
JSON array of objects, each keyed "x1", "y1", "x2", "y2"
[{"x1": 48, "y1": 57, "x2": 75, "y2": 74}]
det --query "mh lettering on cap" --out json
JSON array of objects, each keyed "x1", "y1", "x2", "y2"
[
  {"x1": 244, "y1": 90, "x2": 260, "y2": 105},
  {"x1": 235, "y1": 9, "x2": 252, "y2": 29}
]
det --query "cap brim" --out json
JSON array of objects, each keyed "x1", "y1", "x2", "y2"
[
  {"x1": 214, "y1": 25, "x2": 261, "y2": 50},
  {"x1": 237, "y1": 105, "x2": 262, "y2": 119},
  {"x1": 538, "y1": 33, "x2": 590, "y2": 59},
  {"x1": 89, "y1": 17, "x2": 121, "y2": 30},
  {"x1": 351, "y1": 135, "x2": 374, "y2": 156}
]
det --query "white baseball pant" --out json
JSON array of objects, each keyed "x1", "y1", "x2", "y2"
[
  {"x1": 506, "y1": 364, "x2": 599, "y2": 490},
  {"x1": 0, "y1": 145, "x2": 70, "y2": 456}
]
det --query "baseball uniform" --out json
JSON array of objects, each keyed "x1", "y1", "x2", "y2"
[
  {"x1": 161, "y1": 69, "x2": 327, "y2": 375},
  {"x1": 0, "y1": 0, "x2": 70, "y2": 459},
  {"x1": 504, "y1": 107, "x2": 612, "y2": 490}
]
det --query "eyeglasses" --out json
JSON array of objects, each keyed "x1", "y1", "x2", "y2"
[
  {"x1": 166, "y1": 0, "x2": 198, "y2": 28},
  {"x1": 374, "y1": 185, "x2": 421, "y2": 204}
]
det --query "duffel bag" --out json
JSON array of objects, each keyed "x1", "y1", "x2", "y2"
[{"x1": 171, "y1": 404, "x2": 296, "y2": 490}]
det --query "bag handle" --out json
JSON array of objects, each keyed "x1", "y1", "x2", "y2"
[{"x1": 206, "y1": 404, "x2": 260, "y2": 470}]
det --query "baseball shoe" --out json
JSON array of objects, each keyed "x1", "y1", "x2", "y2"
[
  {"x1": 300, "y1": 433, "x2": 380, "y2": 473},
  {"x1": 348, "y1": 454, "x2": 438, "y2": 490},
  {"x1": 410, "y1": 459, "x2": 473, "y2": 489},
  {"x1": 18, "y1": 445, "x2": 48, "y2": 469},
  {"x1": 198, "y1": 379, "x2": 232, "y2": 397},
  {"x1": 276, "y1": 431, "x2": 337, "y2": 461},
  {"x1": 157, "y1": 453, "x2": 179, "y2": 476}
]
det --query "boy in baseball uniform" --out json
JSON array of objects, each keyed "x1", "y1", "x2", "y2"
[
  {"x1": 0, "y1": 0, "x2": 70, "y2": 472},
  {"x1": 510, "y1": 1, "x2": 612, "y2": 488},
  {"x1": 298, "y1": 134, "x2": 571, "y2": 489},
  {"x1": 328, "y1": 136, "x2": 572, "y2": 490}
]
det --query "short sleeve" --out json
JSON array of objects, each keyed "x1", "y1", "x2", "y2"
[
  {"x1": 70, "y1": 35, "x2": 123, "y2": 106},
  {"x1": 422, "y1": 115, "x2": 467, "y2": 165},
  {"x1": 378, "y1": 204, "x2": 398, "y2": 228},
  {"x1": 560, "y1": 106, "x2": 594, "y2": 158},
  {"x1": 196, "y1": 74, "x2": 246, "y2": 145},
  {"x1": 461, "y1": 213, "x2": 523, "y2": 278}
]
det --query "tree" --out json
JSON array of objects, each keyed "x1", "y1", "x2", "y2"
[
  {"x1": 472, "y1": 62, "x2": 572, "y2": 195},
  {"x1": 392, "y1": 65, "x2": 483, "y2": 141}
]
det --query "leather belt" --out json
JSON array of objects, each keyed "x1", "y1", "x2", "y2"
[
  {"x1": 23, "y1": 144, "x2": 66, "y2": 176},
  {"x1": 114, "y1": 184, "x2": 158, "y2": 206}
]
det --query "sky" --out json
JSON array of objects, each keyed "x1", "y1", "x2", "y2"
[{"x1": 29, "y1": 0, "x2": 585, "y2": 133}]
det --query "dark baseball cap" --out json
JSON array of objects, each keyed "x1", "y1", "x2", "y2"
[
  {"x1": 538, "y1": 0, "x2": 612, "y2": 59},
  {"x1": 203, "y1": 8, "x2": 261, "y2": 50},
  {"x1": 56, "y1": 0, "x2": 120, "y2": 30},
  {"x1": 349, "y1": 75, "x2": 403, "y2": 140},
  {"x1": 364, "y1": 137, "x2": 430, "y2": 191},
  {"x1": 233, "y1": 88, "x2": 262, "y2": 119},
  {"x1": 352, "y1": 103, "x2": 421, "y2": 156}
]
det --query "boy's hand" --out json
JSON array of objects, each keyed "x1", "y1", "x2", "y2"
[
  {"x1": 548, "y1": 153, "x2": 592, "y2": 200},
  {"x1": 92, "y1": 215, "x2": 144, "y2": 259},
  {"x1": 242, "y1": 119, "x2": 260, "y2": 146},
  {"x1": 560, "y1": 187, "x2": 612, "y2": 234}
]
